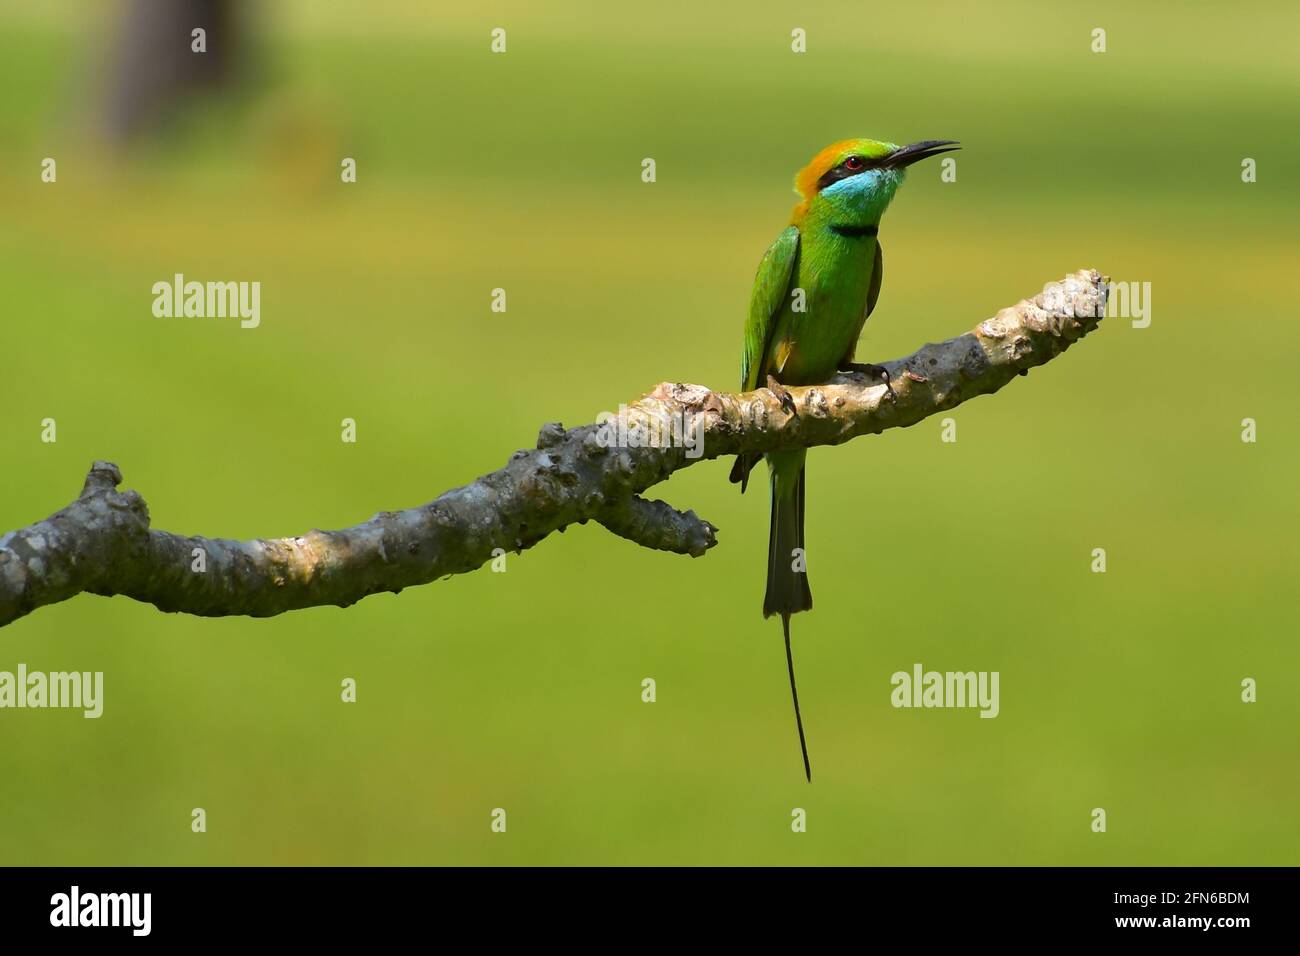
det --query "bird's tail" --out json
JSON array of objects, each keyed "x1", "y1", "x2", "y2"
[
  {"x1": 782, "y1": 612, "x2": 811, "y2": 782},
  {"x1": 764, "y1": 449, "x2": 812, "y2": 781},
  {"x1": 763, "y1": 450, "x2": 812, "y2": 620},
  {"x1": 729, "y1": 451, "x2": 760, "y2": 492}
]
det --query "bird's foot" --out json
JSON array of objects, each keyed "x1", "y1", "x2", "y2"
[
  {"x1": 842, "y1": 362, "x2": 895, "y2": 400},
  {"x1": 766, "y1": 375, "x2": 798, "y2": 417}
]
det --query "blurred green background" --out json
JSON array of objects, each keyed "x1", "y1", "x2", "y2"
[{"x1": 1, "y1": 0, "x2": 1297, "y2": 865}]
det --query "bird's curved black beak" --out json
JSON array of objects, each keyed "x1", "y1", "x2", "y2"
[{"x1": 884, "y1": 140, "x2": 961, "y2": 169}]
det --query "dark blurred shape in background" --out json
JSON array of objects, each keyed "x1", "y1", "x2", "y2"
[{"x1": 102, "y1": 0, "x2": 251, "y2": 141}]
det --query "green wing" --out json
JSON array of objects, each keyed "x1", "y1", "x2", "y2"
[
  {"x1": 740, "y1": 225, "x2": 800, "y2": 391},
  {"x1": 866, "y1": 239, "x2": 883, "y2": 321}
]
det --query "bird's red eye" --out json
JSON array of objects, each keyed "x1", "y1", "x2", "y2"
[{"x1": 844, "y1": 156, "x2": 865, "y2": 170}]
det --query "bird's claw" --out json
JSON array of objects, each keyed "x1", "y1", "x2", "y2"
[
  {"x1": 843, "y1": 362, "x2": 895, "y2": 400},
  {"x1": 766, "y1": 375, "x2": 798, "y2": 417}
]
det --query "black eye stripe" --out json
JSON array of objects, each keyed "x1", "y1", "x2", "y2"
[{"x1": 816, "y1": 156, "x2": 882, "y2": 190}]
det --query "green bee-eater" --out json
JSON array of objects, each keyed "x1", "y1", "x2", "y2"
[{"x1": 730, "y1": 137, "x2": 960, "y2": 780}]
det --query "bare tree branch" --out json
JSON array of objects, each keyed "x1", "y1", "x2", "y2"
[{"x1": 0, "y1": 270, "x2": 1107, "y2": 628}]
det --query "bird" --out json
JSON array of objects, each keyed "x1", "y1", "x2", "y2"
[{"x1": 730, "y1": 137, "x2": 960, "y2": 781}]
